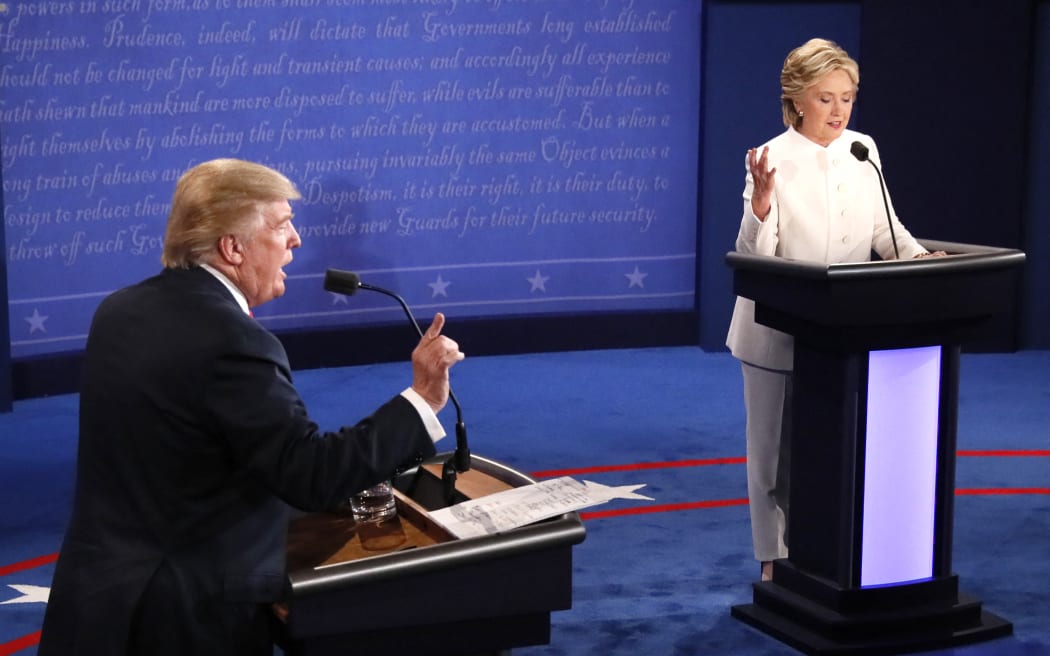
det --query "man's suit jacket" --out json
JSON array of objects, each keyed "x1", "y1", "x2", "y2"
[
  {"x1": 726, "y1": 127, "x2": 928, "y2": 370},
  {"x1": 39, "y1": 266, "x2": 436, "y2": 655}
]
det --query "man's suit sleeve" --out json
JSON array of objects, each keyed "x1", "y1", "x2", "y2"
[{"x1": 204, "y1": 325, "x2": 437, "y2": 511}]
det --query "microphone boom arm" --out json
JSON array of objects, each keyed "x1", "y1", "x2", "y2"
[
  {"x1": 359, "y1": 281, "x2": 470, "y2": 469},
  {"x1": 323, "y1": 270, "x2": 471, "y2": 505},
  {"x1": 864, "y1": 159, "x2": 900, "y2": 260},
  {"x1": 850, "y1": 141, "x2": 900, "y2": 260}
]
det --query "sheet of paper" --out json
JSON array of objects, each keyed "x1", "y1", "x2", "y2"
[{"x1": 428, "y1": 476, "x2": 653, "y2": 539}]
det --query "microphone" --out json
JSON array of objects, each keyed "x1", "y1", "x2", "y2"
[
  {"x1": 323, "y1": 269, "x2": 471, "y2": 502},
  {"x1": 850, "y1": 140, "x2": 900, "y2": 259}
]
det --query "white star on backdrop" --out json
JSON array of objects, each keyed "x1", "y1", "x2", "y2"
[
  {"x1": 625, "y1": 266, "x2": 648, "y2": 289},
  {"x1": 330, "y1": 292, "x2": 348, "y2": 305},
  {"x1": 428, "y1": 275, "x2": 451, "y2": 298},
  {"x1": 25, "y1": 308, "x2": 48, "y2": 333},
  {"x1": 1, "y1": 584, "x2": 50, "y2": 604},
  {"x1": 526, "y1": 270, "x2": 549, "y2": 292}
]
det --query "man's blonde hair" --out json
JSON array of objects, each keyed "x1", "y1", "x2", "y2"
[{"x1": 161, "y1": 159, "x2": 301, "y2": 269}]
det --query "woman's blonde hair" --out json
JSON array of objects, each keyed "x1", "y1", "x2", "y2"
[
  {"x1": 161, "y1": 159, "x2": 301, "y2": 268},
  {"x1": 780, "y1": 38, "x2": 860, "y2": 129}
]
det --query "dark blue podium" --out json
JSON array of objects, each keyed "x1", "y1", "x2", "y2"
[{"x1": 726, "y1": 240, "x2": 1025, "y2": 655}]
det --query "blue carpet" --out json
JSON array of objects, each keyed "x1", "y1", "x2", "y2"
[{"x1": 1, "y1": 347, "x2": 1048, "y2": 654}]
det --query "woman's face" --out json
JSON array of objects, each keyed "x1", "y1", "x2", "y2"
[{"x1": 795, "y1": 68, "x2": 855, "y2": 147}]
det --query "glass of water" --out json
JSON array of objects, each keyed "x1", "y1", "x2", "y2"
[{"x1": 350, "y1": 480, "x2": 397, "y2": 523}]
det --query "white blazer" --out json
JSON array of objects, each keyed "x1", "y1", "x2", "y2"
[{"x1": 726, "y1": 127, "x2": 927, "y2": 370}]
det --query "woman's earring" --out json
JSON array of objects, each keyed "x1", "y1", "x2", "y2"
[{"x1": 798, "y1": 109, "x2": 804, "y2": 118}]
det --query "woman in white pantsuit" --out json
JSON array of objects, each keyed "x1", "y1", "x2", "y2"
[{"x1": 726, "y1": 38, "x2": 940, "y2": 582}]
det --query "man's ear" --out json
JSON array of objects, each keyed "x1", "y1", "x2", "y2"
[{"x1": 217, "y1": 234, "x2": 244, "y2": 265}]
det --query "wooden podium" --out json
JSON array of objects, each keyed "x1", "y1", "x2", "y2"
[
  {"x1": 276, "y1": 454, "x2": 586, "y2": 656},
  {"x1": 726, "y1": 240, "x2": 1025, "y2": 655}
]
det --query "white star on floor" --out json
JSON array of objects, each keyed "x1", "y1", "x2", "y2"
[
  {"x1": 625, "y1": 266, "x2": 648, "y2": 289},
  {"x1": 527, "y1": 270, "x2": 549, "y2": 292},
  {"x1": 25, "y1": 308, "x2": 48, "y2": 333},
  {"x1": 1, "y1": 584, "x2": 50, "y2": 604},
  {"x1": 581, "y1": 481, "x2": 654, "y2": 503},
  {"x1": 428, "y1": 275, "x2": 451, "y2": 298}
]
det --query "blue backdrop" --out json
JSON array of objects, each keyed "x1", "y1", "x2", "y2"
[
  {"x1": 2, "y1": 0, "x2": 1045, "y2": 407},
  {"x1": 1, "y1": 0, "x2": 700, "y2": 359}
]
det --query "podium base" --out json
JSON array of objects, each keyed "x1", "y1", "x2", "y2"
[{"x1": 732, "y1": 579, "x2": 1013, "y2": 655}]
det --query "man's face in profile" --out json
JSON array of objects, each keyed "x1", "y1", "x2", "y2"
[{"x1": 237, "y1": 199, "x2": 301, "y2": 307}]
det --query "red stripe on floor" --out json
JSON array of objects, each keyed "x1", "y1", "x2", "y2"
[
  {"x1": 535, "y1": 449, "x2": 1048, "y2": 480},
  {"x1": 581, "y1": 497, "x2": 749, "y2": 520},
  {"x1": 532, "y1": 456, "x2": 747, "y2": 479},
  {"x1": 957, "y1": 487, "x2": 1050, "y2": 496},
  {"x1": 0, "y1": 631, "x2": 40, "y2": 656},
  {"x1": 958, "y1": 449, "x2": 1050, "y2": 457},
  {"x1": 0, "y1": 553, "x2": 57, "y2": 578}
]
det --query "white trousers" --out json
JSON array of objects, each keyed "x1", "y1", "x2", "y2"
[{"x1": 740, "y1": 361, "x2": 792, "y2": 562}]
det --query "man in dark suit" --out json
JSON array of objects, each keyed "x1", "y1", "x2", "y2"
[{"x1": 38, "y1": 159, "x2": 465, "y2": 655}]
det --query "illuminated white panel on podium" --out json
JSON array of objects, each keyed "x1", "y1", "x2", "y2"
[{"x1": 861, "y1": 345, "x2": 941, "y2": 587}]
